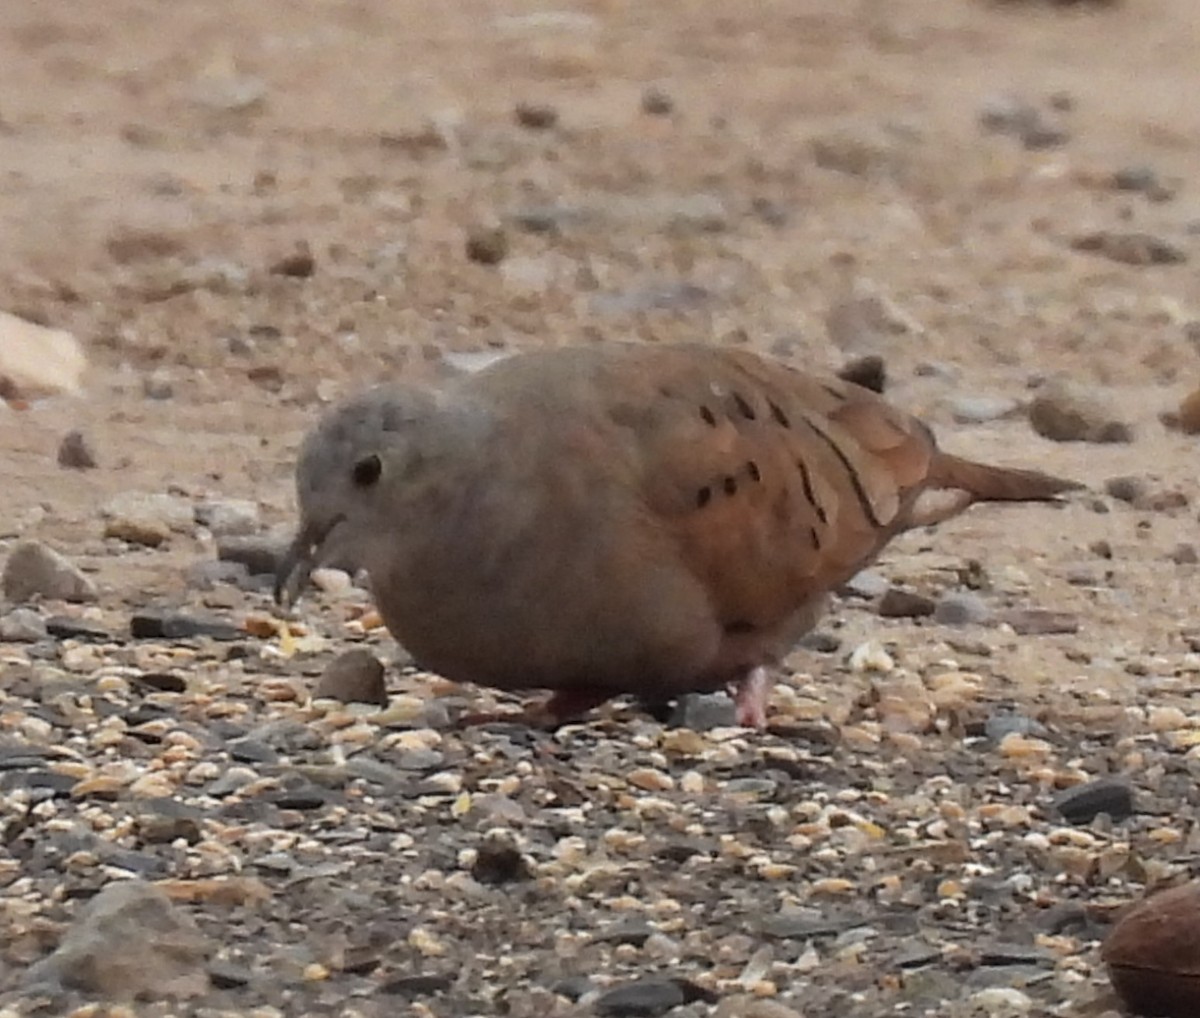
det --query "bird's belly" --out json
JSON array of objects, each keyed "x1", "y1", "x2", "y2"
[{"x1": 370, "y1": 527, "x2": 721, "y2": 695}]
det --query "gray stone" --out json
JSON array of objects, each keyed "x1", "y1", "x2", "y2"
[
  {"x1": 24, "y1": 880, "x2": 211, "y2": 1001},
  {"x1": 2, "y1": 541, "x2": 97, "y2": 603},
  {"x1": 185, "y1": 559, "x2": 251, "y2": 590},
  {"x1": 57, "y1": 430, "x2": 97, "y2": 469},
  {"x1": 216, "y1": 535, "x2": 287, "y2": 576},
  {"x1": 207, "y1": 767, "x2": 259, "y2": 797},
  {"x1": 984, "y1": 711, "x2": 1043, "y2": 742},
  {"x1": 668, "y1": 693, "x2": 736, "y2": 731},
  {"x1": 594, "y1": 978, "x2": 685, "y2": 1016},
  {"x1": 877, "y1": 587, "x2": 936, "y2": 618},
  {"x1": 1029, "y1": 380, "x2": 1133, "y2": 444},
  {"x1": 933, "y1": 592, "x2": 992, "y2": 627},
  {"x1": 102, "y1": 492, "x2": 194, "y2": 547},
  {"x1": 949, "y1": 395, "x2": 1021, "y2": 425},
  {"x1": 0, "y1": 606, "x2": 48, "y2": 641},
  {"x1": 842, "y1": 569, "x2": 890, "y2": 599},
  {"x1": 1055, "y1": 778, "x2": 1135, "y2": 825},
  {"x1": 194, "y1": 499, "x2": 261, "y2": 537},
  {"x1": 1104, "y1": 475, "x2": 1146, "y2": 504}
]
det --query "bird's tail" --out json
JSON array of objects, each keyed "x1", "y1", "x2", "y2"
[
  {"x1": 928, "y1": 452, "x2": 1083, "y2": 502},
  {"x1": 901, "y1": 452, "x2": 1082, "y2": 529}
]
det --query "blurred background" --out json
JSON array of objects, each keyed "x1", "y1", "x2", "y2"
[{"x1": 1, "y1": 0, "x2": 1194, "y2": 401}]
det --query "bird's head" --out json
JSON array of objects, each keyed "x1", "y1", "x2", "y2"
[{"x1": 273, "y1": 383, "x2": 445, "y2": 606}]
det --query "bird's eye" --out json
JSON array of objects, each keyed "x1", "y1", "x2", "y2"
[{"x1": 352, "y1": 454, "x2": 382, "y2": 487}]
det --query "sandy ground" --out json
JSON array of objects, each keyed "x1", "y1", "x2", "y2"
[{"x1": 3, "y1": 1, "x2": 1200, "y2": 1015}]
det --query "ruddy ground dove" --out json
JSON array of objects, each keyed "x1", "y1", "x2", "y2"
[{"x1": 275, "y1": 343, "x2": 1080, "y2": 729}]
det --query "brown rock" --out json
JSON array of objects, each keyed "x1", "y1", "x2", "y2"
[
  {"x1": 513, "y1": 102, "x2": 558, "y2": 130},
  {"x1": 269, "y1": 242, "x2": 316, "y2": 278},
  {"x1": 1071, "y1": 230, "x2": 1186, "y2": 266},
  {"x1": 1103, "y1": 881, "x2": 1200, "y2": 1018},
  {"x1": 57, "y1": 429, "x2": 97, "y2": 469},
  {"x1": 314, "y1": 648, "x2": 387, "y2": 706},
  {"x1": 465, "y1": 226, "x2": 509, "y2": 265},
  {"x1": 1177, "y1": 387, "x2": 1200, "y2": 435},
  {"x1": 837, "y1": 354, "x2": 887, "y2": 394},
  {"x1": 877, "y1": 587, "x2": 936, "y2": 618}
]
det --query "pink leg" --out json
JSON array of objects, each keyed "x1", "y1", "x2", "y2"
[{"x1": 730, "y1": 667, "x2": 772, "y2": 730}]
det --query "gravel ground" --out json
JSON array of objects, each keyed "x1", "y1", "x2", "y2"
[{"x1": 4, "y1": 1, "x2": 1200, "y2": 1015}]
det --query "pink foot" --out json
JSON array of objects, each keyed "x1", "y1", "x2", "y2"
[{"x1": 730, "y1": 667, "x2": 772, "y2": 730}]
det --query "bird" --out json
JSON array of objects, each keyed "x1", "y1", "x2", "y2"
[{"x1": 274, "y1": 342, "x2": 1081, "y2": 730}]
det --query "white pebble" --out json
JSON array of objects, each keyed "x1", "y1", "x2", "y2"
[
  {"x1": 969, "y1": 987, "x2": 1033, "y2": 1014},
  {"x1": 848, "y1": 641, "x2": 894, "y2": 673}
]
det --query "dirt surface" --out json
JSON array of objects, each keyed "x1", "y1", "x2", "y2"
[{"x1": 3, "y1": 1, "x2": 1200, "y2": 1015}]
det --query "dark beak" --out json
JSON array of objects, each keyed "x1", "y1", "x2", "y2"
[{"x1": 273, "y1": 514, "x2": 344, "y2": 607}]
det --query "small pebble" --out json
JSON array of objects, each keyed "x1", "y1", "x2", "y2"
[
  {"x1": 195, "y1": 499, "x2": 261, "y2": 537},
  {"x1": 142, "y1": 370, "x2": 174, "y2": 400},
  {"x1": 842, "y1": 569, "x2": 890, "y2": 599},
  {"x1": 1000, "y1": 608, "x2": 1079, "y2": 636},
  {"x1": 310, "y1": 567, "x2": 354, "y2": 596},
  {"x1": 0, "y1": 606, "x2": 48, "y2": 641},
  {"x1": 270, "y1": 242, "x2": 316, "y2": 278},
  {"x1": 1112, "y1": 165, "x2": 1160, "y2": 193},
  {"x1": 949, "y1": 395, "x2": 1020, "y2": 425},
  {"x1": 933, "y1": 593, "x2": 992, "y2": 627},
  {"x1": 668, "y1": 693, "x2": 736, "y2": 731},
  {"x1": 1170, "y1": 543, "x2": 1198, "y2": 565},
  {"x1": 186, "y1": 559, "x2": 252, "y2": 589},
  {"x1": 969, "y1": 987, "x2": 1034, "y2": 1014},
  {"x1": 877, "y1": 587, "x2": 935, "y2": 619},
  {"x1": 985, "y1": 711, "x2": 1041, "y2": 742},
  {"x1": 640, "y1": 86, "x2": 674, "y2": 116},
  {"x1": 1028, "y1": 380, "x2": 1133, "y2": 444},
  {"x1": 848, "y1": 641, "x2": 894, "y2": 673},
  {"x1": 1104, "y1": 475, "x2": 1145, "y2": 504},
  {"x1": 713, "y1": 998, "x2": 804, "y2": 1018},
  {"x1": 594, "y1": 978, "x2": 685, "y2": 1017},
  {"x1": 836, "y1": 354, "x2": 886, "y2": 394},
  {"x1": 465, "y1": 227, "x2": 509, "y2": 265},
  {"x1": 56, "y1": 430, "x2": 97, "y2": 469},
  {"x1": 314, "y1": 648, "x2": 387, "y2": 706},
  {"x1": 1071, "y1": 230, "x2": 1186, "y2": 266},
  {"x1": 470, "y1": 829, "x2": 531, "y2": 885},
  {"x1": 130, "y1": 611, "x2": 242, "y2": 641},
  {"x1": 978, "y1": 93, "x2": 1067, "y2": 149},
  {"x1": 513, "y1": 102, "x2": 558, "y2": 130},
  {"x1": 1177, "y1": 387, "x2": 1200, "y2": 434},
  {"x1": 1055, "y1": 778, "x2": 1134, "y2": 825},
  {"x1": 216, "y1": 536, "x2": 287, "y2": 576}
]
